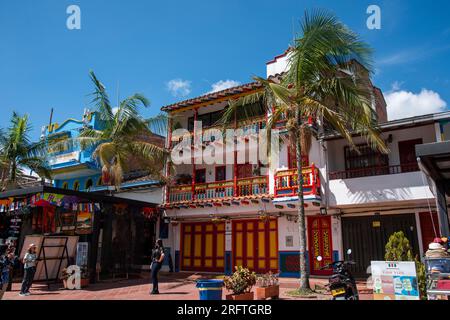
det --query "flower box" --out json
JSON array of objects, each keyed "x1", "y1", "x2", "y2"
[
  {"x1": 226, "y1": 292, "x2": 254, "y2": 300},
  {"x1": 255, "y1": 285, "x2": 279, "y2": 300}
]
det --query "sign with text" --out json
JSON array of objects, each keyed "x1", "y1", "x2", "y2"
[{"x1": 371, "y1": 261, "x2": 419, "y2": 300}]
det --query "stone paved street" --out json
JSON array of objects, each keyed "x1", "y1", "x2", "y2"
[{"x1": 2, "y1": 272, "x2": 373, "y2": 300}]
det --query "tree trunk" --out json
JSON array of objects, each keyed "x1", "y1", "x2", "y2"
[{"x1": 294, "y1": 110, "x2": 310, "y2": 290}]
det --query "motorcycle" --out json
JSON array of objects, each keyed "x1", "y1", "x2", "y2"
[{"x1": 316, "y1": 249, "x2": 359, "y2": 300}]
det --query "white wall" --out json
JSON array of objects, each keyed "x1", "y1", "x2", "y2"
[
  {"x1": 114, "y1": 187, "x2": 163, "y2": 204},
  {"x1": 326, "y1": 124, "x2": 436, "y2": 172},
  {"x1": 266, "y1": 52, "x2": 290, "y2": 78},
  {"x1": 328, "y1": 171, "x2": 434, "y2": 206}
]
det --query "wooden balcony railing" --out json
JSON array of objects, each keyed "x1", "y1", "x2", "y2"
[
  {"x1": 167, "y1": 176, "x2": 269, "y2": 203},
  {"x1": 328, "y1": 162, "x2": 419, "y2": 180},
  {"x1": 274, "y1": 165, "x2": 320, "y2": 198}
]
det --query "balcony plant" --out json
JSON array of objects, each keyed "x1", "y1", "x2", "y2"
[
  {"x1": 224, "y1": 266, "x2": 256, "y2": 300},
  {"x1": 255, "y1": 272, "x2": 280, "y2": 300},
  {"x1": 219, "y1": 9, "x2": 388, "y2": 293}
]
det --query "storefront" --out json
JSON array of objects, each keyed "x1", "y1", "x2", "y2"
[
  {"x1": 341, "y1": 213, "x2": 420, "y2": 277},
  {"x1": 0, "y1": 185, "x2": 159, "y2": 282},
  {"x1": 180, "y1": 221, "x2": 225, "y2": 272},
  {"x1": 232, "y1": 218, "x2": 278, "y2": 274}
]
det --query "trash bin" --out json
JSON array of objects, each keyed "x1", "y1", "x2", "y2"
[{"x1": 196, "y1": 279, "x2": 224, "y2": 300}]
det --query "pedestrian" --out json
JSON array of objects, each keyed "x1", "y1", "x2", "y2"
[
  {"x1": 0, "y1": 249, "x2": 15, "y2": 300},
  {"x1": 150, "y1": 239, "x2": 165, "y2": 294},
  {"x1": 19, "y1": 243, "x2": 38, "y2": 297}
]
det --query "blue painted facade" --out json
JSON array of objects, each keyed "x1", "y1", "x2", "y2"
[
  {"x1": 278, "y1": 250, "x2": 339, "y2": 277},
  {"x1": 42, "y1": 110, "x2": 104, "y2": 191}
]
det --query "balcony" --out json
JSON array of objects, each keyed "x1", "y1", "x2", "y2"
[
  {"x1": 329, "y1": 163, "x2": 419, "y2": 180},
  {"x1": 274, "y1": 165, "x2": 320, "y2": 198},
  {"x1": 167, "y1": 176, "x2": 269, "y2": 203}
]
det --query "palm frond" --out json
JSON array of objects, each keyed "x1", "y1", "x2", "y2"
[{"x1": 89, "y1": 70, "x2": 114, "y2": 122}]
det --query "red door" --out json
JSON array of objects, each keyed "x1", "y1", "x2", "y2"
[
  {"x1": 236, "y1": 164, "x2": 252, "y2": 179},
  {"x1": 419, "y1": 212, "x2": 440, "y2": 251},
  {"x1": 232, "y1": 219, "x2": 278, "y2": 273},
  {"x1": 398, "y1": 139, "x2": 422, "y2": 172},
  {"x1": 180, "y1": 222, "x2": 225, "y2": 272},
  {"x1": 308, "y1": 216, "x2": 333, "y2": 275}
]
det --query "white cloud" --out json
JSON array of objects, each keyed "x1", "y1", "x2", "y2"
[
  {"x1": 208, "y1": 80, "x2": 241, "y2": 93},
  {"x1": 385, "y1": 88, "x2": 447, "y2": 120},
  {"x1": 166, "y1": 79, "x2": 191, "y2": 97}
]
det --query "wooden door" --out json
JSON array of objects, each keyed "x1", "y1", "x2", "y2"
[
  {"x1": 236, "y1": 164, "x2": 253, "y2": 179},
  {"x1": 308, "y1": 216, "x2": 333, "y2": 275},
  {"x1": 232, "y1": 219, "x2": 278, "y2": 273},
  {"x1": 181, "y1": 222, "x2": 225, "y2": 272},
  {"x1": 419, "y1": 211, "x2": 439, "y2": 251},
  {"x1": 398, "y1": 139, "x2": 422, "y2": 172}
]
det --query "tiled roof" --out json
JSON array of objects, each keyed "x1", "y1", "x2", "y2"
[
  {"x1": 160, "y1": 81, "x2": 263, "y2": 112},
  {"x1": 160, "y1": 73, "x2": 286, "y2": 113}
]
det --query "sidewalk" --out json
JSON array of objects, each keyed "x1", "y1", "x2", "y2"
[{"x1": 2, "y1": 272, "x2": 373, "y2": 300}]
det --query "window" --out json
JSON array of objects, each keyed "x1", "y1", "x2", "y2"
[
  {"x1": 215, "y1": 166, "x2": 226, "y2": 181},
  {"x1": 187, "y1": 101, "x2": 265, "y2": 132},
  {"x1": 62, "y1": 182, "x2": 69, "y2": 189},
  {"x1": 344, "y1": 144, "x2": 389, "y2": 178},
  {"x1": 235, "y1": 100, "x2": 265, "y2": 122},
  {"x1": 73, "y1": 181, "x2": 80, "y2": 191},
  {"x1": 188, "y1": 110, "x2": 224, "y2": 132},
  {"x1": 398, "y1": 139, "x2": 422, "y2": 172},
  {"x1": 85, "y1": 179, "x2": 93, "y2": 190},
  {"x1": 195, "y1": 169, "x2": 206, "y2": 183}
]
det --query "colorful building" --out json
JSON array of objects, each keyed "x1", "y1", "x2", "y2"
[{"x1": 160, "y1": 50, "x2": 450, "y2": 278}]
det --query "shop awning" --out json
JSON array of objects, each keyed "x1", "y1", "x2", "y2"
[
  {"x1": 416, "y1": 140, "x2": 450, "y2": 196},
  {"x1": 0, "y1": 185, "x2": 158, "y2": 207},
  {"x1": 416, "y1": 140, "x2": 450, "y2": 237}
]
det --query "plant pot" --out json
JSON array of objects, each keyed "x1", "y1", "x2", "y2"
[
  {"x1": 255, "y1": 285, "x2": 279, "y2": 300},
  {"x1": 226, "y1": 292, "x2": 254, "y2": 300}
]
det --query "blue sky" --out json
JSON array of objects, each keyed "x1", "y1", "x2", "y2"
[{"x1": 1, "y1": 0, "x2": 449, "y2": 139}]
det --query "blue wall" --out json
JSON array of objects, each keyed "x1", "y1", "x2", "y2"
[{"x1": 55, "y1": 174, "x2": 102, "y2": 191}]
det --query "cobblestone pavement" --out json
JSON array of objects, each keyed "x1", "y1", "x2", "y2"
[{"x1": 2, "y1": 272, "x2": 373, "y2": 300}]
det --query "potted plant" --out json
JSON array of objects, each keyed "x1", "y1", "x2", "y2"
[
  {"x1": 255, "y1": 272, "x2": 279, "y2": 300},
  {"x1": 224, "y1": 266, "x2": 256, "y2": 300}
]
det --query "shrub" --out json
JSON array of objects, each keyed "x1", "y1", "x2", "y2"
[
  {"x1": 224, "y1": 266, "x2": 256, "y2": 295},
  {"x1": 256, "y1": 271, "x2": 279, "y2": 288},
  {"x1": 385, "y1": 231, "x2": 426, "y2": 298},
  {"x1": 384, "y1": 231, "x2": 414, "y2": 261}
]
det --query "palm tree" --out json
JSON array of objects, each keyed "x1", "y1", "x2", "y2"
[
  {"x1": 221, "y1": 10, "x2": 388, "y2": 292},
  {"x1": 52, "y1": 71, "x2": 168, "y2": 189},
  {"x1": 0, "y1": 112, "x2": 51, "y2": 190}
]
